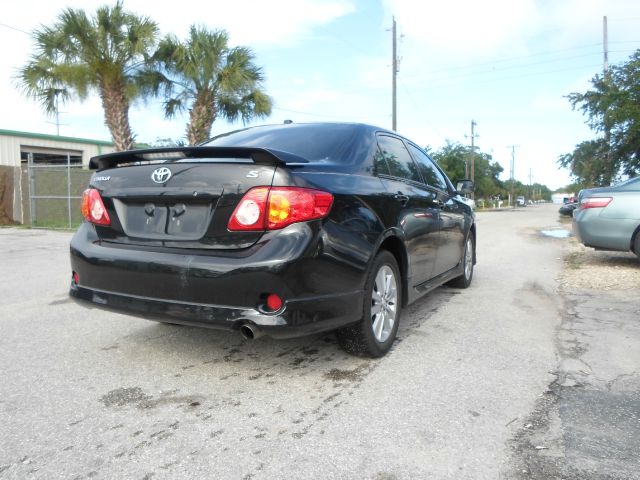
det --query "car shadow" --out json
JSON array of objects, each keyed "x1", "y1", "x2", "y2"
[{"x1": 580, "y1": 250, "x2": 639, "y2": 268}]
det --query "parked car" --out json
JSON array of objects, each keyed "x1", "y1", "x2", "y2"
[
  {"x1": 69, "y1": 122, "x2": 476, "y2": 357},
  {"x1": 559, "y1": 202, "x2": 579, "y2": 217},
  {"x1": 516, "y1": 196, "x2": 526, "y2": 206},
  {"x1": 573, "y1": 176, "x2": 640, "y2": 259}
]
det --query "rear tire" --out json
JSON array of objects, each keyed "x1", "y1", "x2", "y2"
[
  {"x1": 336, "y1": 250, "x2": 401, "y2": 358},
  {"x1": 448, "y1": 232, "x2": 475, "y2": 289},
  {"x1": 634, "y1": 232, "x2": 640, "y2": 260}
]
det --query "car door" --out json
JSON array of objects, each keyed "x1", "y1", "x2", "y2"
[
  {"x1": 406, "y1": 143, "x2": 467, "y2": 277},
  {"x1": 375, "y1": 134, "x2": 441, "y2": 286}
]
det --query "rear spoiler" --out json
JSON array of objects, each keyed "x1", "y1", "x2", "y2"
[{"x1": 89, "y1": 146, "x2": 309, "y2": 170}]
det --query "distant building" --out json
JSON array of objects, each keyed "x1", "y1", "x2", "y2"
[{"x1": 0, "y1": 129, "x2": 115, "y2": 224}]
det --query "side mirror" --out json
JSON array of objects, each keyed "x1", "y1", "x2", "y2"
[{"x1": 456, "y1": 180, "x2": 474, "y2": 194}]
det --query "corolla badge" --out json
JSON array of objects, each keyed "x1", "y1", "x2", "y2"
[{"x1": 151, "y1": 167, "x2": 172, "y2": 184}]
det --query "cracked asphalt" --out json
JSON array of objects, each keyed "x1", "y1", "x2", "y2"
[
  {"x1": 511, "y1": 239, "x2": 640, "y2": 480},
  {"x1": 1, "y1": 204, "x2": 638, "y2": 479}
]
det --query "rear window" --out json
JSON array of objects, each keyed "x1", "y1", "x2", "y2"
[{"x1": 203, "y1": 124, "x2": 362, "y2": 164}]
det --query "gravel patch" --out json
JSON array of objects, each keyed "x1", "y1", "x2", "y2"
[{"x1": 560, "y1": 239, "x2": 640, "y2": 292}]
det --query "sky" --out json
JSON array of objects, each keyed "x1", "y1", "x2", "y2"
[{"x1": 1, "y1": 0, "x2": 639, "y2": 190}]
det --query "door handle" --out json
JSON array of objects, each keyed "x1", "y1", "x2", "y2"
[{"x1": 394, "y1": 193, "x2": 410, "y2": 206}]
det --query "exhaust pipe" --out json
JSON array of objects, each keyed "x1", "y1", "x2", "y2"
[{"x1": 240, "y1": 324, "x2": 264, "y2": 340}]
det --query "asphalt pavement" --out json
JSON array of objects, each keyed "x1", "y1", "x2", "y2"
[{"x1": 0, "y1": 204, "x2": 638, "y2": 479}]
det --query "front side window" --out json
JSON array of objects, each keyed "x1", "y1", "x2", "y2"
[
  {"x1": 376, "y1": 135, "x2": 422, "y2": 183},
  {"x1": 408, "y1": 144, "x2": 448, "y2": 191}
]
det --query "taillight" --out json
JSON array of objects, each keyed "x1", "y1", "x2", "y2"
[
  {"x1": 228, "y1": 187, "x2": 333, "y2": 231},
  {"x1": 580, "y1": 197, "x2": 612, "y2": 210},
  {"x1": 81, "y1": 188, "x2": 111, "y2": 226}
]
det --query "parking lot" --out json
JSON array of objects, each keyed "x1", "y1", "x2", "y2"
[{"x1": 1, "y1": 204, "x2": 639, "y2": 479}]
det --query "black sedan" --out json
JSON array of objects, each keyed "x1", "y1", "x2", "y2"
[
  {"x1": 70, "y1": 123, "x2": 476, "y2": 357},
  {"x1": 559, "y1": 202, "x2": 579, "y2": 216}
]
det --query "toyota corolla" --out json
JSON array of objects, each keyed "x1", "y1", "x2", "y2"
[{"x1": 69, "y1": 123, "x2": 476, "y2": 357}]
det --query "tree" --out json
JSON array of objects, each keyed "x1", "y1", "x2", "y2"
[
  {"x1": 18, "y1": 1, "x2": 159, "y2": 151},
  {"x1": 154, "y1": 26, "x2": 272, "y2": 145},
  {"x1": 431, "y1": 141, "x2": 467, "y2": 181},
  {"x1": 564, "y1": 49, "x2": 640, "y2": 182},
  {"x1": 431, "y1": 141, "x2": 504, "y2": 198},
  {"x1": 557, "y1": 139, "x2": 614, "y2": 187}
]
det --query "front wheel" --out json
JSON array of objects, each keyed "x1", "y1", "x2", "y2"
[
  {"x1": 448, "y1": 232, "x2": 475, "y2": 289},
  {"x1": 336, "y1": 250, "x2": 401, "y2": 358}
]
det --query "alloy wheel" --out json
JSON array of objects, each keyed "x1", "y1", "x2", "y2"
[
  {"x1": 464, "y1": 236, "x2": 473, "y2": 280},
  {"x1": 370, "y1": 265, "x2": 398, "y2": 343}
]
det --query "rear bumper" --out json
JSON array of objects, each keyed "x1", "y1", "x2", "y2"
[
  {"x1": 69, "y1": 283, "x2": 362, "y2": 339},
  {"x1": 69, "y1": 222, "x2": 366, "y2": 338},
  {"x1": 573, "y1": 211, "x2": 635, "y2": 252}
]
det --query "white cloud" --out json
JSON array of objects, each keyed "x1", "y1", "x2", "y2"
[
  {"x1": 384, "y1": 0, "x2": 540, "y2": 57},
  {"x1": 126, "y1": 0, "x2": 356, "y2": 46}
]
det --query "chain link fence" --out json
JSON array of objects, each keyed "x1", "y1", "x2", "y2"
[{"x1": 24, "y1": 153, "x2": 93, "y2": 228}]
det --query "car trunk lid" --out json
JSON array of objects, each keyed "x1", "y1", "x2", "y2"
[{"x1": 87, "y1": 147, "x2": 306, "y2": 250}]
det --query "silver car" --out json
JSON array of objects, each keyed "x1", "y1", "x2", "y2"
[{"x1": 573, "y1": 176, "x2": 640, "y2": 259}]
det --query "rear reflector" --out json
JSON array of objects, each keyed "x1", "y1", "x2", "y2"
[
  {"x1": 266, "y1": 293, "x2": 283, "y2": 311},
  {"x1": 580, "y1": 197, "x2": 612, "y2": 210},
  {"x1": 228, "y1": 187, "x2": 333, "y2": 231},
  {"x1": 81, "y1": 188, "x2": 111, "y2": 226}
]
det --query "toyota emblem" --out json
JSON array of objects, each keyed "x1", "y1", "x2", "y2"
[{"x1": 151, "y1": 167, "x2": 172, "y2": 184}]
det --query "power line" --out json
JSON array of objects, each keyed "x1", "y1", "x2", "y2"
[
  {"x1": 402, "y1": 51, "x2": 604, "y2": 82},
  {"x1": 406, "y1": 43, "x2": 603, "y2": 76},
  {"x1": 397, "y1": 78, "x2": 447, "y2": 141},
  {"x1": 0, "y1": 22, "x2": 30, "y2": 35},
  {"x1": 403, "y1": 62, "x2": 604, "y2": 90},
  {"x1": 312, "y1": 23, "x2": 373, "y2": 57}
]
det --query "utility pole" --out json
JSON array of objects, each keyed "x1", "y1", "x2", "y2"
[
  {"x1": 602, "y1": 15, "x2": 611, "y2": 182},
  {"x1": 603, "y1": 16, "x2": 609, "y2": 74},
  {"x1": 46, "y1": 89, "x2": 66, "y2": 136},
  {"x1": 391, "y1": 16, "x2": 398, "y2": 131},
  {"x1": 469, "y1": 120, "x2": 478, "y2": 180},
  {"x1": 464, "y1": 120, "x2": 479, "y2": 198},
  {"x1": 470, "y1": 120, "x2": 476, "y2": 185},
  {"x1": 55, "y1": 93, "x2": 60, "y2": 136},
  {"x1": 603, "y1": 16, "x2": 611, "y2": 178},
  {"x1": 529, "y1": 168, "x2": 533, "y2": 201},
  {"x1": 507, "y1": 145, "x2": 519, "y2": 207}
]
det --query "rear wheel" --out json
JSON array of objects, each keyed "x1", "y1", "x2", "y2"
[
  {"x1": 336, "y1": 250, "x2": 401, "y2": 358},
  {"x1": 634, "y1": 231, "x2": 640, "y2": 260},
  {"x1": 448, "y1": 232, "x2": 475, "y2": 289}
]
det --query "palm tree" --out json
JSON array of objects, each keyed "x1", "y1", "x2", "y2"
[
  {"x1": 18, "y1": 1, "x2": 159, "y2": 151},
  {"x1": 155, "y1": 26, "x2": 272, "y2": 145}
]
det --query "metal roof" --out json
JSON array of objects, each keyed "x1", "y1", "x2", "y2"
[{"x1": 0, "y1": 128, "x2": 114, "y2": 147}]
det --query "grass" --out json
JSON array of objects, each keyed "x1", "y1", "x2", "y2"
[{"x1": 565, "y1": 250, "x2": 585, "y2": 270}]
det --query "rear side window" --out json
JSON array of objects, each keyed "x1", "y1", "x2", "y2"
[
  {"x1": 407, "y1": 144, "x2": 448, "y2": 191},
  {"x1": 376, "y1": 135, "x2": 422, "y2": 183}
]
